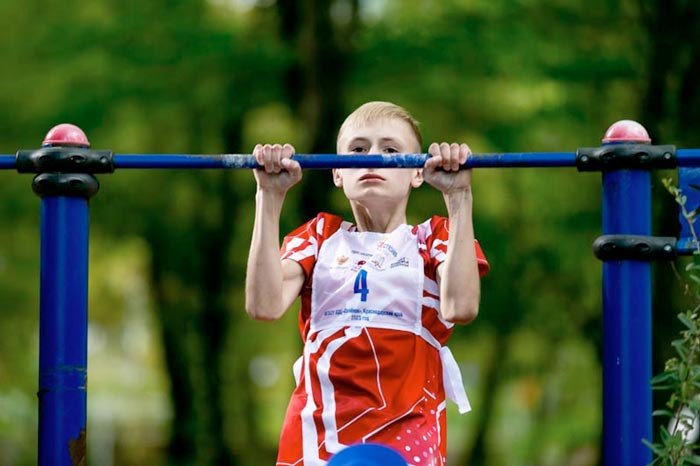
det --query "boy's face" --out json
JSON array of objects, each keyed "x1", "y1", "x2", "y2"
[{"x1": 334, "y1": 117, "x2": 423, "y2": 204}]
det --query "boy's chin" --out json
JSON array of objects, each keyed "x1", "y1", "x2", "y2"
[{"x1": 349, "y1": 193, "x2": 407, "y2": 207}]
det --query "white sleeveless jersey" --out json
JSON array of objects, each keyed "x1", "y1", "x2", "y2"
[{"x1": 276, "y1": 213, "x2": 489, "y2": 466}]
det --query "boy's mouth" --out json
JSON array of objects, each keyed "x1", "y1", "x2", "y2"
[{"x1": 359, "y1": 173, "x2": 385, "y2": 181}]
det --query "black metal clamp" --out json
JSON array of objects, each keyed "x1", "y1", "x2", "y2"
[
  {"x1": 16, "y1": 147, "x2": 114, "y2": 174},
  {"x1": 31, "y1": 173, "x2": 101, "y2": 199},
  {"x1": 16, "y1": 147, "x2": 114, "y2": 199},
  {"x1": 576, "y1": 144, "x2": 677, "y2": 172},
  {"x1": 593, "y1": 235, "x2": 677, "y2": 261}
]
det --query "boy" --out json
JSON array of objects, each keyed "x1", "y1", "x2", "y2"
[{"x1": 245, "y1": 101, "x2": 489, "y2": 466}]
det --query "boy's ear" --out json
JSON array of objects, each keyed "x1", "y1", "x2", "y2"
[
  {"x1": 332, "y1": 168, "x2": 343, "y2": 187},
  {"x1": 411, "y1": 169, "x2": 424, "y2": 188}
]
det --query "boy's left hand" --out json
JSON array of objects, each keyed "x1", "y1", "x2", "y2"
[{"x1": 423, "y1": 142, "x2": 472, "y2": 194}]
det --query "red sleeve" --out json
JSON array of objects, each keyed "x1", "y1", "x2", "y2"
[
  {"x1": 474, "y1": 239, "x2": 490, "y2": 277},
  {"x1": 280, "y1": 212, "x2": 346, "y2": 280},
  {"x1": 280, "y1": 216, "x2": 322, "y2": 279},
  {"x1": 427, "y1": 216, "x2": 490, "y2": 277}
]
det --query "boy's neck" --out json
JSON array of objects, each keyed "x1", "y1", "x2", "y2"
[{"x1": 350, "y1": 200, "x2": 409, "y2": 233}]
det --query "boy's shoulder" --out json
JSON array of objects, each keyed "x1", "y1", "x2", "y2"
[
  {"x1": 412, "y1": 215, "x2": 449, "y2": 235},
  {"x1": 288, "y1": 212, "x2": 352, "y2": 240},
  {"x1": 312, "y1": 212, "x2": 353, "y2": 231}
]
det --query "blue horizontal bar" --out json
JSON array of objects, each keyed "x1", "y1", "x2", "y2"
[
  {"x1": 469, "y1": 151, "x2": 576, "y2": 167},
  {"x1": 2, "y1": 148, "x2": 700, "y2": 170},
  {"x1": 677, "y1": 149, "x2": 700, "y2": 167},
  {"x1": 113, "y1": 152, "x2": 577, "y2": 169},
  {"x1": 677, "y1": 237, "x2": 700, "y2": 255},
  {"x1": 0, "y1": 154, "x2": 15, "y2": 169}
]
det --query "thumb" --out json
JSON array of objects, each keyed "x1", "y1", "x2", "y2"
[
  {"x1": 424, "y1": 155, "x2": 443, "y2": 171},
  {"x1": 281, "y1": 158, "x2": 302, "y2": 180}
]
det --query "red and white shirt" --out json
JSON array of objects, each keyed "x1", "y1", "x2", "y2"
[{"x1": 276, "y1": 213, "x2": 489, "y2": 466}]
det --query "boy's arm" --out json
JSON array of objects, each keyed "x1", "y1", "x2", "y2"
[
  {"x1": 245, "y1": 144, "x2": 304, "y2": 321},
  {"x1": 436, "y1": 190, "x2": 481, "y2": 324},
  {"x1": 424, "y1": 143, "x2": 481, "y2": 324}
]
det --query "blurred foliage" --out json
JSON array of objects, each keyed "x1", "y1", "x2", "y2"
[
  {"x1": 0, "y1": 0, "x2": 699, "y2": 465},
  {"x1": 644, "y1": 180, "x2": 700, "y2": 465}
]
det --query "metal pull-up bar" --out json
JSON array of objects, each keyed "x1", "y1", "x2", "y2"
[
  {"x1": 1, "y1": 121, "x2": 699, "y2": 466},
  {"x1": 4, "y1": 148, "x2": 700, "y2": 171}
]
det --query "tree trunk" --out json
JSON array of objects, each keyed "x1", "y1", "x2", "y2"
[
  {"x1": 460, "y1": 333, "x2": 509, "y2": 465},
  {"x1": 277, "y1": 0, "x2": 358, "y2": 220},
  {"x1": 199, "y1": 176, "x2": 238, "y2": 466},
  {"x1": 146, "y1": 115, "x2": 244, "y2": 466},
  {"x1": 149, "y1": 229, "x2": 201, "y2": 466}
]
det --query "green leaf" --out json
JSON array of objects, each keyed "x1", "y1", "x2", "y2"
[
  {"x1": 661, "y1": 425, "x2": 671, "y2": 442},
  {"x1": 679, "y1": 313, "x2": 698, "y2": 332},
  {"x1": 652, "y1": 371, "x2": 678, "y2": 384},
  {"x1": 673, "y1": 340, "x2": 690, "y2": 359},
  {"x1": 642, "y1": 438, "x2": 666, "y2": 457}
]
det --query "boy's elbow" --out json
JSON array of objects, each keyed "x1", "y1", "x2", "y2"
[
  {"x1": 442, "y1": 303, "x2": 479, "y2": 325},
  {"x1": 245, "y1": 300, "x2": 284, "y2": 321},
  {"x1": 245, "y1": 309, "x2": 272, "y2": 321},
  {"x1": 246, "y1": 308, "x2": 283, "y2": 322}
]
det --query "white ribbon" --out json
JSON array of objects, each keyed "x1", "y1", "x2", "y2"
[{"x1": 439, "y1": 346, "x2": 471, "y2": 413}]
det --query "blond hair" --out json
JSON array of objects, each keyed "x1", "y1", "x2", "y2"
[{"x1": 337, "y1": 101, "x2": 423, "y2": 151}]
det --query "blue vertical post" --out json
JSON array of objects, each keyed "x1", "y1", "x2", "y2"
[
  {"x1": 600, "y1": 121, "x2": 653, "y2": 465},
  {"x1": 35, "y1": 124, "x2": 99, "y2": 466},
  {"x1": 38, "y1": 197, "x2": 90, "y2": 466}
]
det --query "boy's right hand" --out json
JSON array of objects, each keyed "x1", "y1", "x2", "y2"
[{"x1": 253, "y1": 143, "x2": 302, "y2": 193}]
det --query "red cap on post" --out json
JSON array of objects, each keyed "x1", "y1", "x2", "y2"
[
  {"x1": 602, "y1": 120, "x2": 651, "y2": 144},
  {"x1": 42, "y1": 123, "x2": 91, "y2": 148}
]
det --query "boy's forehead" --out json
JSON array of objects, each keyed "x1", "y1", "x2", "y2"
[{"x1": 338, "y1": 117, "x2": 420, "y2": 147}]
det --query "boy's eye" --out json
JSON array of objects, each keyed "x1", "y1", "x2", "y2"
[
  {"x1": 351, "y1": 147, "x2": 367, "y2": 153},
  {"x1": 384, "y1": 147, "x2": 398, "y2": 153}
]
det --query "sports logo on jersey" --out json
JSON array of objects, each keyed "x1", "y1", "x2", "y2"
[
  {"x1": 390, "y1": 257, "x2": 409, "y2": 268},
  {"x1": 370, "y1": 256, "x2": 385, "y2": 270},
  {"x1": 335, "y1": 255, "x2": 349, "y2": 266},
  {"x1": 377, "y1": 241, "x2": 398, "y2": 257},
  {"x1": 351, "y1": 259, "x2": 367, "y2": 272}
]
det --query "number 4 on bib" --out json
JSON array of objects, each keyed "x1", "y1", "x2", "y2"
[{"x1": 353, "y1": 269, "x2": 370, "y2": 302}]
